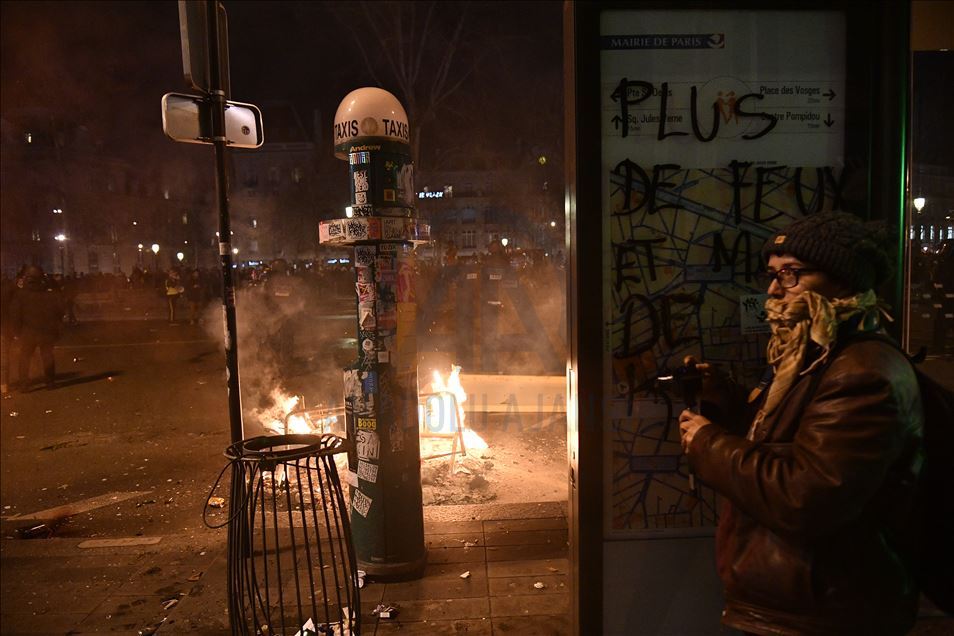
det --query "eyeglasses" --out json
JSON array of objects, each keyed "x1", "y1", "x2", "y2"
[{"x1": 757, "y1": 267, "x2": 818, "y2": 289}]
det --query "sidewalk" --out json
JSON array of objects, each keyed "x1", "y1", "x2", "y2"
[{"x1": 1, "y1": 501, "x2": 568, "y2": 635}]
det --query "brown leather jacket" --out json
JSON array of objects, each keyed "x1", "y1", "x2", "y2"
[{"x1": 689, "y1": 337, "x2": 924, "y2": 635}]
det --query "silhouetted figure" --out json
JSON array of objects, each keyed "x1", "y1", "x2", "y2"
[
  {"x1": 164, "y1": 269, "x2": 184, "y2": 324},
  {"x1": 10, "y1": 266, "x2": 65, "y2": 390}
]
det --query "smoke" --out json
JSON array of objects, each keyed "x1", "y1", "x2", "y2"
[
  {"x1": 415, "y1": 260, "x2": 567, "y2": 377},
  {"x1": 202, "y1": 273, "x2": 356, "y2": 436}
]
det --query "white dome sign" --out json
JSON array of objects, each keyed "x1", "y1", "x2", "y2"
[{"x1": 333, "y1": 87, "x2": 410, "y2": 158}]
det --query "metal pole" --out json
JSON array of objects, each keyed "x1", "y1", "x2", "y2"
[{"x1": 206, "y1": 0, "x2": 243, "y2": 444}]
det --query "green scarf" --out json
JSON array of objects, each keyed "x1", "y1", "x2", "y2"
[{"x1": 748, "y1": 289, "x2": 881, "y2": 440}]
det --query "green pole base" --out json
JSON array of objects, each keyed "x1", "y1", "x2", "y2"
[{"x1": 359, "y1": 550, "x2": 428, "y2": 582}]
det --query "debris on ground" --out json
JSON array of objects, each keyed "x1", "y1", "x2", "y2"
[
  {"x1": 207, "y1": 496, "x2": 226, "y2": 508},
  {"x1": 138, "y1": 617, "x2": 167, "y2": 635},
  {"x1": 356, "y1": 569, "x2": 366, "y2": 589},
  {"x1": 372, "y1": 603, "x2": 398, "y2": 619},
  {"x1": 459, "y1": 570, "x2": 471, "y2": 579},
  {"x1": 187, "y1": 571, "x2": 203, "y2": 582},
  {"x1": 15, "y1": 523, "x2": 53, "y2": 539},
  {"x1": 533, "y1": 581, "x2": 547, "y2": 590},
  {"x1": 161, "y1": 598, "x2": 179, "y2": 610}
]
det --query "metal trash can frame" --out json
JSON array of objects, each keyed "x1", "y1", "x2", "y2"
[{"x1": 209, "y1": 433, "x2": 360, "y2": 635}]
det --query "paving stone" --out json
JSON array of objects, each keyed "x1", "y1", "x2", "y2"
[
  {"x1": 383, "y1": 567, "x2": 488, "y2": 602},
  {"x1": 490, "y1": 592, "x2": 569, "y2": 617},
  {"x1": 426, "y1": 546, "x2": 486, "y2": 564},
  {"x1": 488, "y1": 574, "x2": 567, "y2": 596},
  {"x1": 373, "y1": 617, "x2": 493, "y2": 634},
  {"x1": 482, "y1": 517, "x2": 567, "y2": 533},
  {"x1": 487, "y1": 558, "x2": 569, "y2": 578},
  {"x1": 493, "y1": 614, "x2": 571, "y2": 635},
  {"x1": 483, "y1": 528, "x2": 567, "y2": 547},
  {"x1": 374, "y1": 597, "x2": 490, "y2": 622},
  {"x1": 485, "y1": 543, "x2": 566, "y2": 562},
  {"x1": 425, "y1": 520, "x2": 483, "y2": 535},
  {"x1": 425, "y1": 532, "x2": 484, "y2": 549}
]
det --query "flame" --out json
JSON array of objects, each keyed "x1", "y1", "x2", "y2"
[
  {"x1": 257, "y1": 389, "x2": 339, "y2": 436},
  {"x1": 431, "y1": 365, "x2": 487, "y2": 450}
]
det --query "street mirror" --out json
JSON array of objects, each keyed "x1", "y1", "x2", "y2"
[{"x1": 161, "y1": 92, "x2": 264, "y2": 148}]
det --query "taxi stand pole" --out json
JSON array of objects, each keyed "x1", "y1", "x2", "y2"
[{"x1": 320, "y1": 88, "x2": 429, "y2": 579}]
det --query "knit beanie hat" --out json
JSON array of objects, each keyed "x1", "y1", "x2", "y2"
[{"x1": 761, "y1": 212, "x2": 892, "y2": 292}]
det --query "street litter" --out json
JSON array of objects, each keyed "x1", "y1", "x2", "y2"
[
  {"x1": 72, "y1": 357, "x2": 84, "y2": 362},
  {"x1": 9, "y1": 412, "x2": 17, "y2": 417},
  {"x1": 547, "y1": 566, "x2": 559, "y2": 572},
  {"x1": 45, "y1": 409, "x2": 53, "y2": 414},
  {"x1": 463, "y1": 540, "x2": 479, "y2": 547},
  {"x1": 372, "y1": 603, "x2": 398, "y2": 619},
  {"x1": 460, "y1": 570, "x2": 471, "y2": 579},
  {"x1": 187, "y1": 571, "x2": 203, "y2": 582},
  {"x1": 208, "y1": 496, "x2": 226, "y2": 508},
  {"x1": 161, "y1": 598, "x2": 179, "y2": 610},
  {"x1": 138, "y1": 617, "x2": 166, "y2": 635},
  {"x1": 293, "y1": 618, "x2": 315, "y2": 636},
  {"x1": 533, "y1": 581, "x2": 547, "y2": 590},
  {"x1": 357, "y1": 569, "x2": 366, "y2": 588},
  {"x1": 15, "y1": 523, "x2": 53, "y2": 539}
]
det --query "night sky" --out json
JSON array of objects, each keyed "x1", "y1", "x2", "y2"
[{"x1": 1, "y1": 1, "x2": 564, "y2": 167}]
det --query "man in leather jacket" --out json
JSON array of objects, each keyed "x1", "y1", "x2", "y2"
[{"x1": 679, "y1": 212, "x2": 924, "y2": 635}]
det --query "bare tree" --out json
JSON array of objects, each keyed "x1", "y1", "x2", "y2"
[{"x1": 328, "y1": 1, "x2": 479, "y2": 170}]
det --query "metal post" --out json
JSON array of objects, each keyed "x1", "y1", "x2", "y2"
[{"x1": 206, "y1": 0, "x2": 243, "y2": 444}]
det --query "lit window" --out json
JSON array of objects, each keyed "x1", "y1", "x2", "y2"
[{"x1": 251, "y1": 218, "x2": 258, "y2": 229}]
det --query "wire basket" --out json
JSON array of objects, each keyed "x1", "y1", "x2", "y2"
[{"x1": 210, "y1": 433, "x2": 360, "y2": 635}]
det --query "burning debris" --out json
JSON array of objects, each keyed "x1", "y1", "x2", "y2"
[{"x1": 253, "y1": 388, "x2": 342, "y2": 437}]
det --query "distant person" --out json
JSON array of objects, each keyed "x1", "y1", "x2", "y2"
[
  {"x1": 52, "y1": 273, "x2": 78, "y2": 325},
  {"x1": 1, "y1": 272, "x2": 21, "y2": 394},
  {"x1": 931, "y1": 240, "x2": 954, "y2": 354},
  {"x1": 185, "y1": 269, "x2": 204, "y2": 325},
  {"x1": 679, "y1": 213, "x2": 924, "y2": 635},
  {"x1": 164, "y1": 269, "x2": 184, "y2": 324},
  {"x1": 10, "y1": 265, "x2": 66, "y2": 391}
]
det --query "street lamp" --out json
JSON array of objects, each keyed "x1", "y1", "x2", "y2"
[
  {"x1": 914, "y1": 197, "x2": 926, "y2": 213},
  {"x1": 345, "y1": 206, "x2": 354, "y2": 218},
  {"x1": 549, "y1": 220, "x2": 557, "y2": 228},
  {"x1": 500, "y1": 237, "x2": 509, "y2": 247},
  {"x1": 151, "y1": 243, "x2": 160, "y2": 271},
  {"x1": 55, "y1": 233, "x2": 67, "y2": 274},
  {"x1": 176, "y1": 252, "x2": 185, "y2": 263}
]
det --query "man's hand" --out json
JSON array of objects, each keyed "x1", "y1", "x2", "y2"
[{"x1": 679, "y1": 409, "x2": 712, "y2": 453}]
